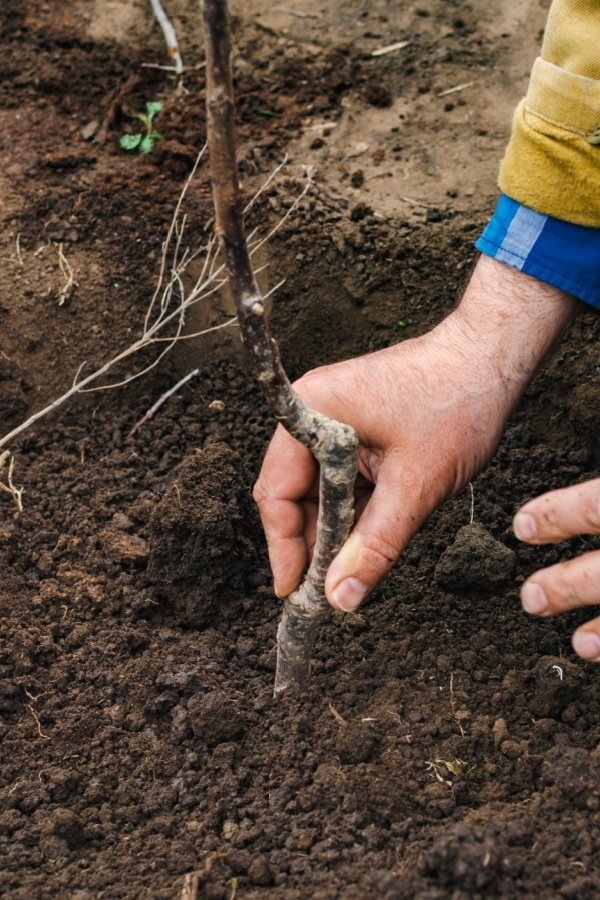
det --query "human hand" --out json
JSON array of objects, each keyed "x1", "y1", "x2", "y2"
[
  {"x1": 515, "y1": 480, "x2": 600, "y2": 662},
  {"x1": 254, "y1": 256, "x2": 581, "y2": 611}
]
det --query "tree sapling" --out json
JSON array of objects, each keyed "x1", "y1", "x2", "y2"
[{"x1": 201, "y1": 0, "x2": 359, "y2": 694}]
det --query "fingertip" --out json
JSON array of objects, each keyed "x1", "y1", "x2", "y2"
[
  {"x1": 520, "y1": 581, "x2": 548, "y2": 615},
  {"x1": 270, "y1": 549, "x2": 305, "y2": 601},
  {"x1": 273, "y1": 568, "x2": 301, "y2": 600},
  {"x1": 329, "y1": 577, "x2": 369, "y2": 612},
  {"x1": 572, "y1": 630, "x2": 600, "y2": 662},
  {"x1": 325, "y1": 531, "x2": 364, "y2": 597},
  {"x1": 513, "y1": 511, "x2": 538, "y2": 542}
]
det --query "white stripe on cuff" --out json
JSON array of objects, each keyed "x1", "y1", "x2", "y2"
[{"x1": 495, "y1": 205, "x2": 547, "y2": 270}]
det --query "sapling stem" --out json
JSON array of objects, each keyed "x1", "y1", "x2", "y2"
[{"x1": 201, "y1": 0, "x2": 359, "y2": 695}]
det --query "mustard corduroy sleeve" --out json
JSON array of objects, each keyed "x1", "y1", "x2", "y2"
[{"x1": 498, "y1": 0, "x2": 600, "y2": 227}]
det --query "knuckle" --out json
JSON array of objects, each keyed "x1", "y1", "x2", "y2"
[
  {"x1": 556, "y1": 565, "x2": 582, "y2": 608},
  {"x1": 252, "y1": 477, "x2": 268, "y2": 506},
  {"x1": 577, "y1": 489, "x2": 600, "y2": 533},
  {"x1": 292, "y1": 370, "x2": 325, "y2": 404},
  {"x1": 558, "y1": 556, "x2": 600, "y2": 606}
]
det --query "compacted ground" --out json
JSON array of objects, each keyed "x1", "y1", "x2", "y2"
[{"x1": 2, "y1": 1, "x2": 600, "y2": 897}]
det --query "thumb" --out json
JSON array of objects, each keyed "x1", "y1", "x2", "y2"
[{"x1": 324, "y1": 480, "x2": 414, "y2": 612}]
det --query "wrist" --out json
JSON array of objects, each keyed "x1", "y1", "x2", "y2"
[{"x1": 447, "y1": 254, "x2": 582, "y2": 394}]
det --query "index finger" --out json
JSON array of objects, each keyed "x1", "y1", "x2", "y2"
[{"x1": 514, "y1": 478, "x2": 600, "y2": 544}]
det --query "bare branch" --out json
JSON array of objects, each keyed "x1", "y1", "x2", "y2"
[
  {"x1": 148, "y1": 0, "x2": 184, "y2": 74},
  {"x1": 130, "y1": 369, "x2": 200, "y2": 435},
  {"x1": 0, "y1": 148, "x2": 295, "y2": 450}
]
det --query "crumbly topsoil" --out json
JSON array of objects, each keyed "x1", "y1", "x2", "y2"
[{"x1": 2, "y1": 1, "x2": 600, "y2": 898}]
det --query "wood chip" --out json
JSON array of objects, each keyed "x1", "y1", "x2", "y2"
[{"x1": 329, "y1": 704, "x2": 348, "y2": 727}]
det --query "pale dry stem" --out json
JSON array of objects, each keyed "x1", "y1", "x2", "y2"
[
  {"x1": 57, "y1": 243, "x2": 76, "y2": 306},
  {"x1": 25, "y1": 703, "x2": 50, "y2": 740},
  {"x1": 148, "y1": 0, "x2": 184, "y2": 74},
  {"x1": 0, "y1": 148, "x2": 304, "y2": 451},
  {"x1": 0, "y1": 451, "x2": 24, "y2": 514}
]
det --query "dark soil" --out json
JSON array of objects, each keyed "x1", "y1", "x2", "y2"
[{"x1": 2, "y1": 2, "x2": 600, "y2": 898}]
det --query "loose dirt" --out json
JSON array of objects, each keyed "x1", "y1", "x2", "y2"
[{"x1": 2, "y1": 1, "x2": 600, "y2": 897}]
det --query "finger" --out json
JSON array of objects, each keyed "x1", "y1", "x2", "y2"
[
  {"x1": 520, "y1": 549, "x2": 600, "y2": 618},
  {"x1": 259, "y1": 499, "x2": 310, "y2": 597},
  {"x1": 572, "y1": 619, "x2": 600, "y2": 662},
  {"x1": 253, "y1": 425, "x2": 319, "y2": 596},
  {"x1": 514, "y1": 478, "x2": 600, "y2": 544},
  {"x1": 325, "y1": 461, "x2": 422, "y2": 611}
]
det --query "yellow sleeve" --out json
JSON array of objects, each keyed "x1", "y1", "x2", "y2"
[{"x1": 498, "y1": 0, "x2": 600, "y2": 227}]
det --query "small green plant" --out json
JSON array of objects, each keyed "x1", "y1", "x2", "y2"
[{"x1": 120, "y1": 101, "x2": 163, "y2": 154}]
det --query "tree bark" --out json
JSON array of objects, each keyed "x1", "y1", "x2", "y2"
[{"x1": 201, "y1": 0, "x2": 359, "y2": 694}]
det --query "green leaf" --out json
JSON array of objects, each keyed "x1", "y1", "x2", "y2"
[
  {"x1": 120, "y1": 133, "x2": 142, "y2": 151},
  {"x1": 140, "y1": 135, "x2": 157, "y2": 154},
  {"x1": 146, "y1": 101, "x2": 163, "y2": 122},
  {"x1": 397, "y1": 320, "x2": 407, "y2": 328}
]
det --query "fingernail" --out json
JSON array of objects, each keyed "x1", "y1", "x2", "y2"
[
  {"x1": 513, "y1": 512, "x2": 537, "y2": 541},
  {"x1": 572, "y1": 632, "x2": 600, "y2": 661},
  {"x1": 331, "y1": 578, "x2": 368, "y2": 612},
  {"x1": 521, "y1": 582, "x2": 548, "y2": 615}
]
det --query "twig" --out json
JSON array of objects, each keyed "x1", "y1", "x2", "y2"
[
  {"x1": 0, "y1": 147, "x2": 304, "y2": 451},
  {"x1": 371, "y1": 40, "x2": 410, "y2": 57},
  {"x1": 141, "y1": 63, "x2": 181, "y2": 72},
  {"x1": 148, "y1": 0, "x2": 184, "y2": 74},
  {"x1": 329, "y1": 704, "x2": 348, "y2": 727},
  {"x1": 305, "y1": 121, "x2": 338, "y2": 131},
  {"x1": 141, "y1": 62, "x2": 208, "y2": 72},
  {"x1": 400, "y1": 196, "x2": 430, "y2": 208},
  {"x1": 0, "y1": 451, "x2": 24, "y2": 513},
  {"x1": 365, "y1": 171, "x2": 393, "y2": 182},
  {"x1": 202, "y1": 0, "x2": 359, "y2": 696},
  {"x1": 57, "y1": 243, "x2": 76, "y2": 306},
  {"x1": 469, "y1": 482, "x2": 474, "y2": 524},
  {"x1": 26, "y1": 704, "x2": 50, "y2": 740},
  {"x1": 273, "y1": 7, "x2": 322, "y2": 18},
  {"x1": 15, "y1": 234, "x2": 23, "y2": 266},
  {"x1": 437, "y1": 80, "x2": 476, "y2": 98},
  {"x1": 181, "y1": 872, "x2": 201, "y2": 900},
  {"x1": 130, "y1": 369, "x2": 200, "y2": 435},
  {"x1": 181, "y1": 874, "x2": 200, "y2": 900}
]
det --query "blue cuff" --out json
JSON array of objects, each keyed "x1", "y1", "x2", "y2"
[{"x1": 476, "y1": 195, "x2": 600, "y2": 311}]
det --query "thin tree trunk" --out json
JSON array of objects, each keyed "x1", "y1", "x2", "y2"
[{"x1": 201, "y1": 0, "x2": 359, "y2": 694}]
